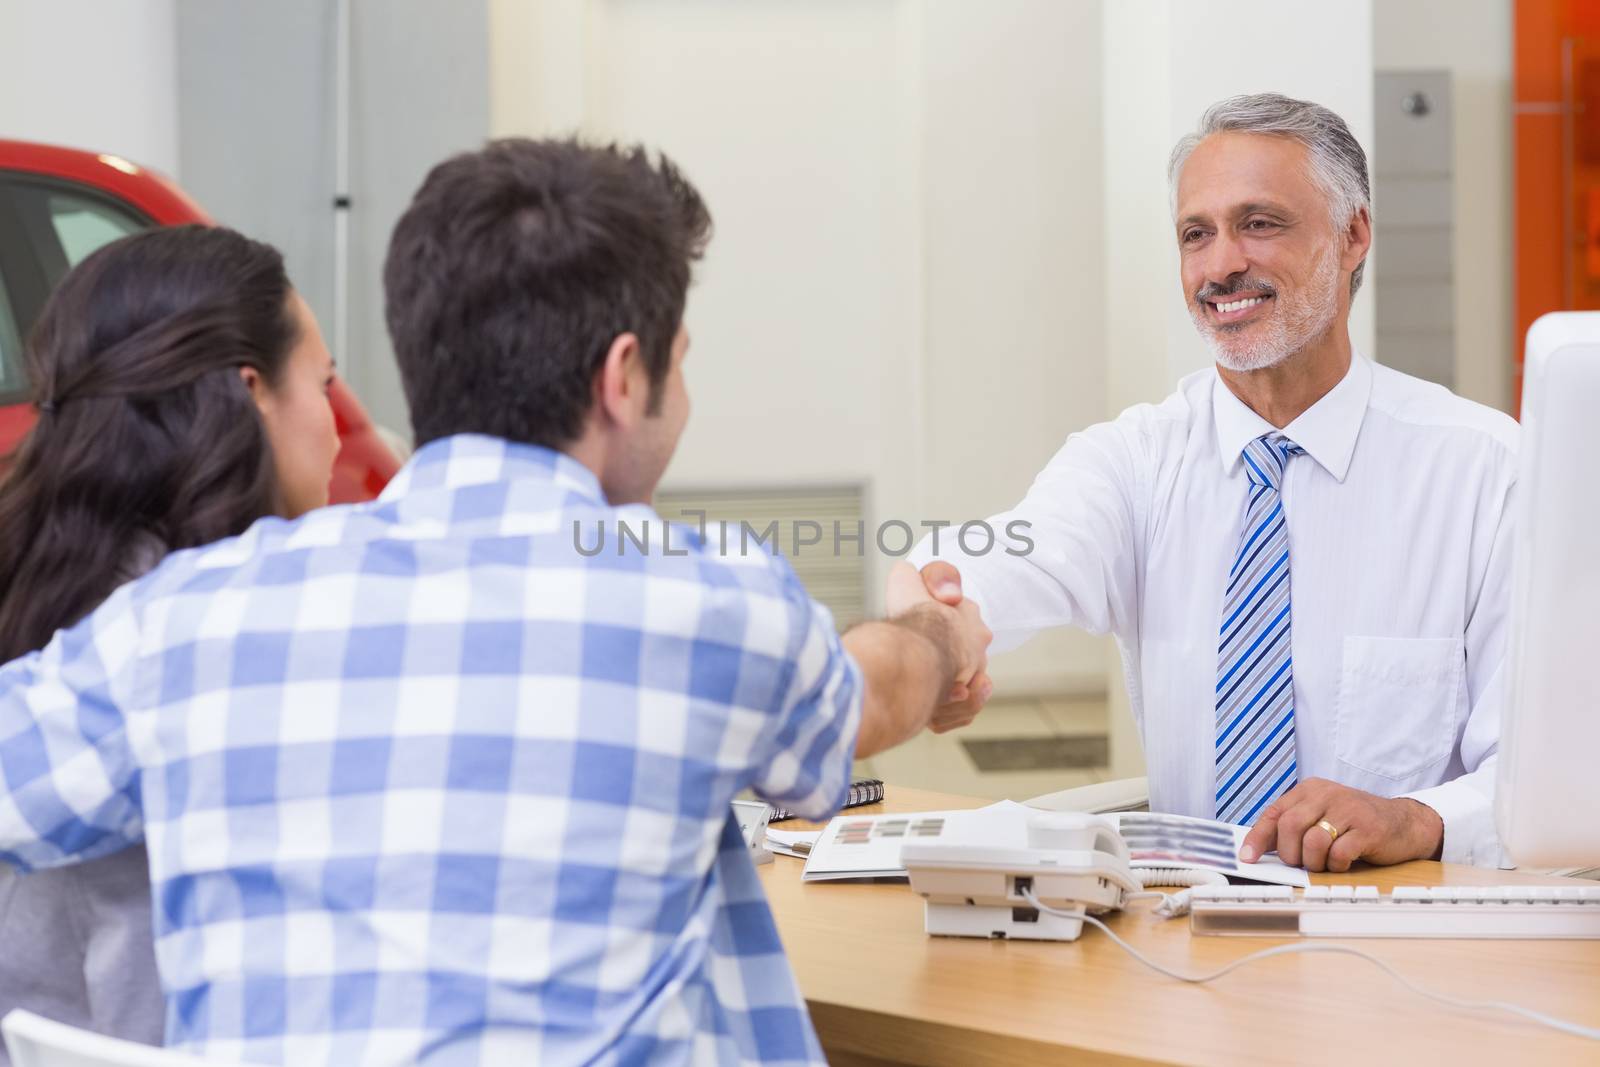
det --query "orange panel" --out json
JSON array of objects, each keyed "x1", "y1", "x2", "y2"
[
  {"x1": 1587, "y1": 186, "x2": 1600, "y2": 279},
  {"x1": 1575, "y1": 0, "x2": 1600, "y2": 38},
  {"x1": 1513, "y1": 0, "x2": 1594, "y2": 415},
  {"x1": 1515, "y1": 0, "x2": 1563, "y2": 101},
  {"x1": 1516, "y1": 116, "x2": 1565, "y2": 344}
]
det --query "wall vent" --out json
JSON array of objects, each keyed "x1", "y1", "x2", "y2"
[{"x1": 654, "y1": 485, "x2": 867, "y2": 631}]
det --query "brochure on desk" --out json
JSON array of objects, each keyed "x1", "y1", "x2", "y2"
[{"x1": 799, "y1": 801, "x2": 1309, "y2": 887}]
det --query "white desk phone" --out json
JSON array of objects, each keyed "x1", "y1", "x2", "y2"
[
  {"x1": 902, "y1": 810, "x2": 1144, "y2": 940},
  {"x1": 898, "y1": 804, "x2": 1320, "y2": 940}
]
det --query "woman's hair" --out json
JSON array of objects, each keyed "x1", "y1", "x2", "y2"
[{"x1": 0, "y1": 224, "x2": 299, "y2": 662}]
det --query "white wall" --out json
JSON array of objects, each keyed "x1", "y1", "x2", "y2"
[
  {"x1": 490, "y1": 0, "x2": 1114, "y2": 692},
  {"x1": 1100, "y1": 1, "x2": 1175, "y2": 419},
  {"x1": 918, "y1": 0, "x2": 1109, "y2": 693},
  {"x1": 0, "y1": 0, "x2": 180, "y2": 178},
  {"x1": 1375, "y1": 0, "x2": 1513, "y2": 414}
]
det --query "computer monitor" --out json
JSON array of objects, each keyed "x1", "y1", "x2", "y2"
[{"x1": 1495, "y1": 312, "x2": 1600, "y2": 868}]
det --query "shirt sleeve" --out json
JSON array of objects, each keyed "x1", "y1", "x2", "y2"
[
  {"x1": 1403, "y1": 469, "x2": 1517, "y2": 868},
  {"x1": 1402, "y1": 669, "x2": 1505, "y2": 866},
  {"x1": 0, "y1": 584, "x2": 145, "y2": 873},
  {"x1": 908, "y1": 411, "x2": 1152, "y2": 654},
  {"x1": 746, "y1": 563, "x2": 863, "y2": 821}
]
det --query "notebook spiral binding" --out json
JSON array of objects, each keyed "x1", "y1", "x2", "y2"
[{"x1": 769, "y1": 778, "x2": 884, "y2": 823}]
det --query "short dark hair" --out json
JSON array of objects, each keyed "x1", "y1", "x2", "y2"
[{"x1": 383, "y1": 138, "x2": 712, "y2": 449}]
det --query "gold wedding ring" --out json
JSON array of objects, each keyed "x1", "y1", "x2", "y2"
[{"x1": 1316, "y1": 818, "x2": 1341, "y2": 843}]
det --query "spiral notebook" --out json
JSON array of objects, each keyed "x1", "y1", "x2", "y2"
[{"x1": 769, "y1": 778, "x2": 884, "y2": 823}]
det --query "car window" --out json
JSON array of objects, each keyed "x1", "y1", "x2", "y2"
[
  {"x1": 0, "y1": 177, "x2": 154, "y2": 405},
  {"x1": 45, "y1": 190, "x2": 143, "y2": 274},
  {"x1": 0, "y1": 274, "x2": 23, "y2": 396}
]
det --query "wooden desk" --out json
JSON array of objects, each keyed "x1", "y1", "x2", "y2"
[{"x1": 758, "y1": 787, "x2": 1600, "y2": 1066}]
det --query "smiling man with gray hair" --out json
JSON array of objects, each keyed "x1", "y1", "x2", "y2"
[{"x1": 907, "y1": 93, "x2": 1518, "y2": 871}]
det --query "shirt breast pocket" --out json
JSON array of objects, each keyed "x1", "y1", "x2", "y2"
[{"x1": 1334, "y1": 636, "x2": 1462, "y2": 781}]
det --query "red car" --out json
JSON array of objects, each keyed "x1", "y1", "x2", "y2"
[{"x1": 0, "y1": 139, "x2": 400, "y2": 502}]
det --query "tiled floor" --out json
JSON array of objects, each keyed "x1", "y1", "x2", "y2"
[{"x1": 853, "y1": 695, "x2": 1110, "y2": 802}]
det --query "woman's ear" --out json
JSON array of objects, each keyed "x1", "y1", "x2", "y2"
[{"x1": 239, "y1": 365, "x2": 272, "y2": 417}]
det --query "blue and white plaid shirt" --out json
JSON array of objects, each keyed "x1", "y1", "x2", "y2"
[{"x1": 0, "y1": 435, "x2": 861, "y2": 1066}]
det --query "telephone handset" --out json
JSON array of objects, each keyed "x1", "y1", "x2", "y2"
[{"x1": 1027, "y1": 811, "x2": 1130, "y2": 861}]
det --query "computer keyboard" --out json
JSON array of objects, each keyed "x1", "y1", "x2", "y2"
[{"x1": 1189, "y1": 884, "x2": 1600, "y2": 938}]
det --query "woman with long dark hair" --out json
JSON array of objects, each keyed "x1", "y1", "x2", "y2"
[{"x1": 0, "y1": 224, "x2": 339, "y2": 1055}]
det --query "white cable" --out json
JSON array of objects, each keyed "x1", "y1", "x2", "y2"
[
  {"x1": 1021, "y1": 889, "x2": 1600, "y2": 1042},
  {"x1": 1138, "y1": 867, "x2": 1227, "y2": 889},
  {"x1": 1151, "y1": 888, "x2": 1196, "y2": 920},
  {"x1": 1137, "y1": 869, "x2": 1225, "y2": 919}
]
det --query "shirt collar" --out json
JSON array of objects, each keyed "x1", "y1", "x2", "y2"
[
  {"x1": 1212, "y1": 350, "x2": 1372, "y2": 483},
  {"x1": 379, "y1": 434, "x2": 607, "y2": 505}
]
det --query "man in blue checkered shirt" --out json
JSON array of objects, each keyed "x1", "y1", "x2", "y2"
[{"x1": 0, "y1": 140, "x2": 992, "y2": 1065}]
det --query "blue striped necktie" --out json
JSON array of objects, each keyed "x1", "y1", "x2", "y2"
[{"x1": 1215, "y1": 432, "x2": 1304, "y2": 825}]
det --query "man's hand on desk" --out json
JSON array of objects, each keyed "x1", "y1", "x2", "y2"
[
  {"x1": 905, "y1": 561, "x2": 993, "y2": 731},
  {"x1": 1239, "y1": 777, "x2": 1445, "y2": 872}
]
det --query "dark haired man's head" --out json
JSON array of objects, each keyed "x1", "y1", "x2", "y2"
[{"x1": 383, "y1": 138, "x2": 712, "y2": 503}]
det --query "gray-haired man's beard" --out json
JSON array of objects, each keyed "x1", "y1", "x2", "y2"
[{"x1": 1189, "y1": 245, "x2": 1342, "y2": 372}]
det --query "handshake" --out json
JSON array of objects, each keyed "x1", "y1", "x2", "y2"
[
  {"x1": 885, "y1": 560, "x2": 996, "y2": 734},
  {"x1": 843, "y1": 559, "x2": 995, "y2": 757}
]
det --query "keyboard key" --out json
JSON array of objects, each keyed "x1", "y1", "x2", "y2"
[
  {"x1": 1355, "y1": 885, "x2": 1380, "y2": 900},
  {"x1": 1391, "y1": 886, "x2": 1429, "y2": 902}
]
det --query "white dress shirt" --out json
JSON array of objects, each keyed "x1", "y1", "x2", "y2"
[{"x1": 912, "y1": 353, "x2": 1517, "y2": 866}]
